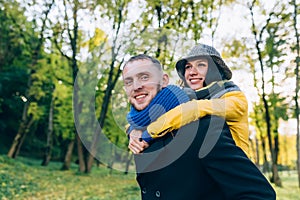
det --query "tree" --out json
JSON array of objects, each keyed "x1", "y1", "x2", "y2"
[
  {"x1": 249, "y1": 0, "x2": 279, "y2": 185},
  {"x1": 0, "y1": 1, "x2": 30, "y2": 152},
  {"x1": 249, "y1": 0, "x2": 292, "y2": 186},
  {"x1": 84, "y1": 0, "x2": 134, "y2": 173},
  {"x1": 50, "y1": 0, "x2": 87, "y2": 171},
  {"x1": 41, "y1": 86, "x2": 55, "y2": 166},
  {"x1": 6, "y1": 0, "x2": 55, "y2": 158},
  {"x1": 290, "y1": 0, "x2": 300, "y2": 188},
  {"x1": 49, "y1": 0, "x2": 135, "y2": 173}
]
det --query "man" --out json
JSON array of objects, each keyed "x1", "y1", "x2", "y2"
[{"x1": 122, "y1": 54, "x2": 276, "y2": 199}]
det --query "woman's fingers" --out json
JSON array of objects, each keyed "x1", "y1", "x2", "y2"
[
  {"x1": 129, "y1": 137, "x2": 148, "y2": 154},
  {"x1": 128, "y1": 129, "x2": 150, "y2": 154}
]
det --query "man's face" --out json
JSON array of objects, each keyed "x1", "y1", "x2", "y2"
[
  {"x1": 184, "y1": 57, "x2": 209, "y2": 90},
  {"x1": 122, "y1": 59, "x2": 169, "y2": 111}
]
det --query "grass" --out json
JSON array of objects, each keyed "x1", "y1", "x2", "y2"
[
  {"x1": 0, "y1": 155, "x2": 299, "y2": 199},
  {"x1": 0, "y1": 156, "x2": 140, "y2": 200},
  {"x1": 270, "y1": 171, "x2": 300, "y2": 200}
]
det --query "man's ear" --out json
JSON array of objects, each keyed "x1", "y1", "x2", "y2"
[{"x1": 162, "y1": 73, "x2": 169, "y2": 87}]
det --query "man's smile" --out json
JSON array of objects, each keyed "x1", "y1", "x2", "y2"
[
  {"x1": 135, "y1": 94, "x2": 147, "y2": 100},
  {"x1": 133, "y1": 92, "x2": 148, "y2": 103}
]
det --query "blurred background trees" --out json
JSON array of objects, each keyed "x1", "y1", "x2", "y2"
[{"x1": 0, "y1": 0, "x2": 299, "y2": 187}]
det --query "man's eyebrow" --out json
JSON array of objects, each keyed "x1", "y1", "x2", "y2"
[
  {"x1": 124, "y1": 71, "x2": 149, "y2": 79},
  {"x1": 135, "y1": 72, "x2": 150, "y2": 77},
  {"x1": 124, "y1": 77, "x2": 133, "y2": 80},
  {"x1": 139, "y1": 71, "x2": 150, "y2": 75}
]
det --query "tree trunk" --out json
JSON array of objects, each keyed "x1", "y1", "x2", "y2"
[
  {"x1": 291, "y1": 0, "x2": 300, "y2": 188},
  {"x1": 61, "y1": 0, "x2": 86, "y2": 173},
  {"x1": 7, "y1": 112, "x2": 34, "y2": 158},
  {"x1": 85, "y1": 93, "x2": 110, "y2": 173},
  {"x1": 73, "y1": 76, "x2": 85, "y2": 173},
  {"x1": 260, "y1": 135, "x2": 269, "y2": 173},
  {"x1": 249, "y1": 1, "x2": 281, "y2": 186},
  {"x1": 262, "y1": 90, "x2": 278, "y2": 183},
  {"x1": 7, "y1": 122, "x2": 26, "y2": 158},
  {"x1": 86, "y1": 127, "x2": 99, "y2": 173},
  {"x1": 41, "y1": 94, "x2": 55, "y2": 166},
  {"x1": 254, "y1": 111, "x2": 268, "y2": 172},
  {"x1": 7, "y1": 1, "x2": 54, "y2": 159},
  {"x1": 61, "y1": 139, "x2": 75, "y2": 170},
  {"x1": 271, "y1": 164, "x2": 281, "y2": 186},
  {"x1": 86, "y1": 100, "x2": 97, "y2": 173},
  {"x1": 76, "y1": 133, "x2": 86, "y2": 172},
  {"x1": 108, "y1": 144, "x2": 115, "y2": 175},
  {"x1": 14, "y1": 116, "x2": 34, "y2": 158},
  {"x1": 85, "y1": 3, "x2": 125, "y2": 172},
  {"x1": 86, "y1": 61, "x2": 123, "y2": 173},
  {"x1": 124, "y1": 152, "x2": 133, "y2": 174},
  {"x1": 255, "y1": 137, "x2": 260, "y2": 166},
  {"x1": 7, "y1": 80, "x2": 31, "y2": 158},
  {"x1": 270, "y1": 129, "x2": 282, "y2": 186}
]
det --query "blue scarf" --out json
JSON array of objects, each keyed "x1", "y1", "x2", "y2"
[{"x1": 127, "y1": 85, "x2": 190, "y2": 130}]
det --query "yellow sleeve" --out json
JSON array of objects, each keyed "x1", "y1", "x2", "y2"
[
  {"x1": 147, "y1": 91, "x2": 248, "y2": 138},
  {"x1": 147, "y1": 99, "x2": 205, "y2": 138},
  {"x1": 207, "y1": 91, "x2": 248, "y2": 121}
]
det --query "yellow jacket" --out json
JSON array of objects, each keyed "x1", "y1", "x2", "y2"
[{"x1": 146, "y1": 90, "x2": 250, "y2": 157}]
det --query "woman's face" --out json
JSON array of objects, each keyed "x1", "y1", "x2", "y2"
[{"x1": 184, "y1": 58, "x2": 209, "y2": 90}]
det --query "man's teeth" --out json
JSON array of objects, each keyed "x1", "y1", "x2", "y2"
[{"x1": 136, "y1": 95, "x2": 146, "y2": 99}]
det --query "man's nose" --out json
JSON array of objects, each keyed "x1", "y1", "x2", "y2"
[{"x1": 133, "y1": 79, "x2": 143, "y2": 90}]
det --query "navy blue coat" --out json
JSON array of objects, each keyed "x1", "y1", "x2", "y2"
[{"x1": 134, "y1": 116, "x2": 276, "y2": 200}]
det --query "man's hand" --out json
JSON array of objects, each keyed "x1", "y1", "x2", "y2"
[{"x1": 128, "y1": 129, "x2": 149, "y2": 154}]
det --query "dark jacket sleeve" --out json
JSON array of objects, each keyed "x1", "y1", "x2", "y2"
[{"x1": 200, "y1": 116, "x2": 276, "y2": 199}]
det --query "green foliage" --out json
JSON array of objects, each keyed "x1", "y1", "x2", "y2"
[
  {"x1": 53, "y1": 82, "x2": 75, "y2": 140},
  {"x1": 0, "y1": 155, "x2": 140, "y2": 199},
  {"x1": 0, "y1": 1, "x2": 35, "y2": 69},
  {"x1": 0, "y1": 0, "x2": 58, "y2": 157},
  {"x1": 250, "y1": 100, "x2": 268, "y2": 137},
  {"x1": 0, "y1": 68, "x2": 28, "y2": 135},
  {"x1": 0, "y1": 156, "x2": 39, "y2": 198},
  {"x1": 103, "y1": 109, "x2": 128, "y2": 150},
  {"x1": 82, "y1": 28, "x2": 108, "y2": 53}
]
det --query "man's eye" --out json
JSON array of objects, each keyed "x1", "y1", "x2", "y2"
[
  {"x1": 141, "y1": 75, "x2": 149, "y2": 81},
  {"x1": 125, "y1": 80, "x2": 133, "y2": 86}
]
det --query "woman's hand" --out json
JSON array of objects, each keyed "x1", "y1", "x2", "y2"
[{"x1": 128, "y1": 129, "x2": 149, "y2": 154}]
